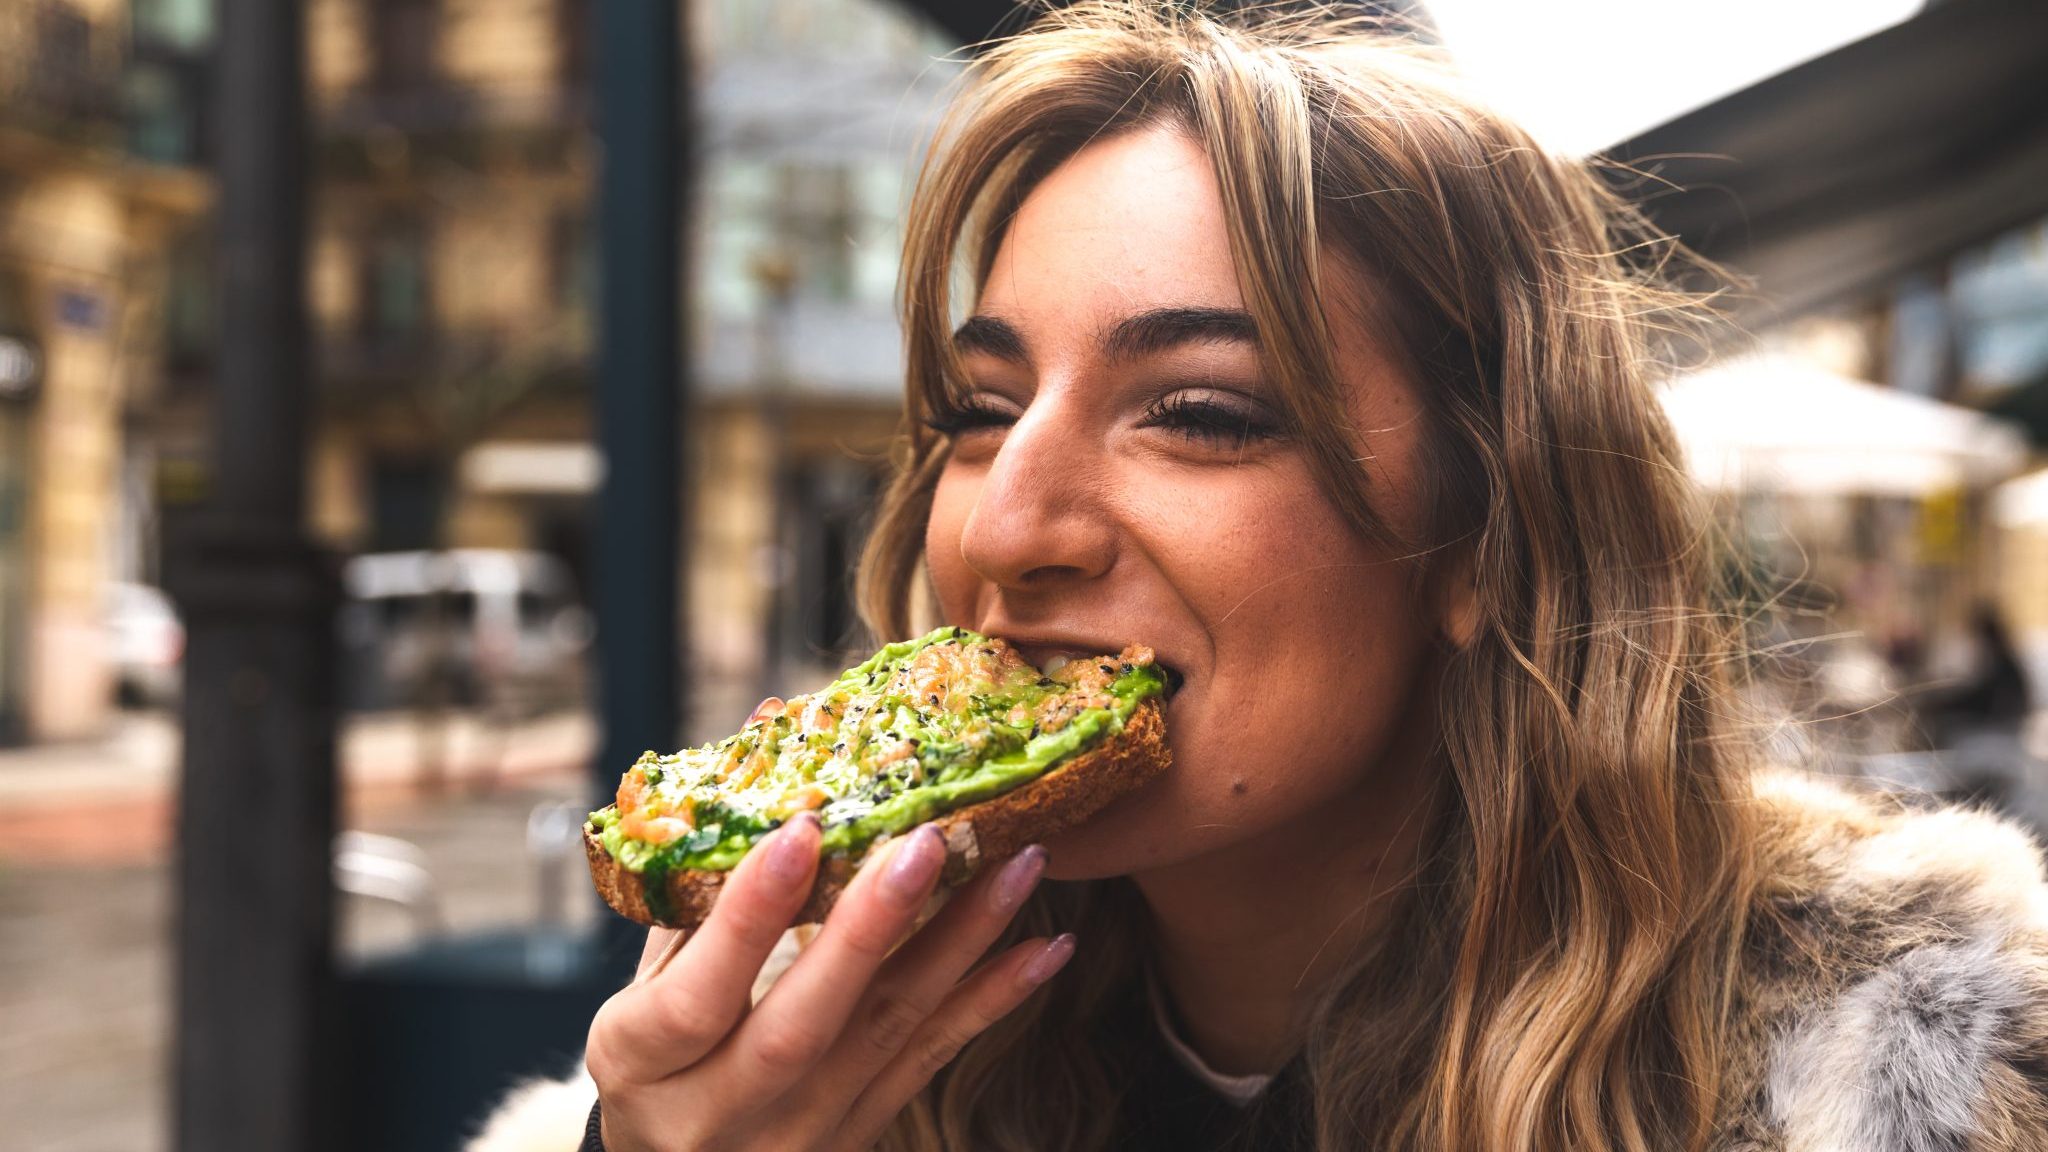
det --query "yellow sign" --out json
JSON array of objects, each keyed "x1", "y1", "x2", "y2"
[{"x1": 1918, "y1": 485, "x2": 1966, "y2": 565}]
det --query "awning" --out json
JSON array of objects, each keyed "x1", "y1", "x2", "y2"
[
  {"x1": 1610, "y1": 0, "x2": 2048, "y2": 329},
  {"x1": 458, "y1": 441, "x2": 603, "y2": 496},
  {"x1": 894, "y1": 0, "x2": 2048, "y2": 334},
  {"x1": 1994, "y1": 468, "x2": 2048, "y2": 530},
  {"x1": 1659, "y1": 355, "x2": 2030, "y2": 497},
  {"x1": 889, "y1": 0, "x2": 1434, "y2": 53}
]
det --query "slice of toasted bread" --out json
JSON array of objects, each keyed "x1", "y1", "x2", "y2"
[{"x1": 584, "y1": 698, "x2": 1168, "y2": 930}]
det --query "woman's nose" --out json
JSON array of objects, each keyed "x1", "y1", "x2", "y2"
[{"x1": 956, "y1": 410, "x2": 1117, "y2": 592}]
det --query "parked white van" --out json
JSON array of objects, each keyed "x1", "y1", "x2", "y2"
[{"x1": 340, "y1": 550, "x2": 590, "y2": 713}]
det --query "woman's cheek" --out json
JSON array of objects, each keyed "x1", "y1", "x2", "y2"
[{"x1": 923, "y1": 467, "x2": 978, "y2": 614}]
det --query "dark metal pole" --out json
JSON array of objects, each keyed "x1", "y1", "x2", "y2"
[
  {"x1": 171, "y1": 1, "x2": 339, "y2": 1149},
  {"x1": 592, "y1": 1, "x2": 685, "y2": 956}
]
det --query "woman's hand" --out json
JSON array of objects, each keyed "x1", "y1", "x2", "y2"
[{"x1": 584, "y1": 814, "x2": 1075, "y2": 1152}]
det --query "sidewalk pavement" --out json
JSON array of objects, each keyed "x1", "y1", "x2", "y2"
[
  {"x1": 0, "y1": 707, "x2": 598, "y2": 864},
  {"x1": 0, "y1": 777, "x2": 597, "y2": 1152}
]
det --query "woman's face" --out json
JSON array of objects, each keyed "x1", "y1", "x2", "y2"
[{"x1": 924, "y1": 124, "x2": 1448, "y2": 878}]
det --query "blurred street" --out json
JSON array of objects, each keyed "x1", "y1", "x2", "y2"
[
  {"x1": 0, "y1": 708, "x2": 596, "y2": 863},
  {"x1": 0, "y1": 709, "x2": 596, "y2": 1152}
]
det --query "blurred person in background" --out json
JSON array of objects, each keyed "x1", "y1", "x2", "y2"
[
  {"x1": 477, "y1": 4, "x2": 2048, "y2": 1150},
  {"x1": 1915, "y1": 600, "x2": 2037, "y2": 807},
  {"x1": 1929, "y1": 601, "x2": 2035, "y2": 739}
]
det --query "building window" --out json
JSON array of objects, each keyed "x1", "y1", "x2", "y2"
[
  {"x1": 360, "y1": 216, "x2": 431, "y2": 348},
  {"x1": 164, "y1": 231, "x2": 214, "y2": 369},
  {"x1": 556, "y1": 0, "x2": 591, "y2": 91},
  {"x1": 133, "y1": 0, "x2": 214, "y2": 52},
  {"x1": 126, "y1": 63, "x2": 197, "y2": 165},
  {"x1": 547, "y1": 210, "x2": 593, "y2": 317},
  {"x1": 371, "y1": 0, "x2": 441, "y2": 96},
  {"x1": 780, "y1": 460, "x2": 881, "y2": 662},
  {"x1": 28, "y1": 2, "x2": 112, "y2": 123},
  {"x1": 775, "y1": 164, "x2": 856, "y2": 303},
  {"x1": 368, "y1": 458, "x2": 447, "y2": 553}
]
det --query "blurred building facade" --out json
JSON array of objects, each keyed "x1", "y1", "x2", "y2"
[
  {"x1": 124, "y1": 0, "x2": 959, "y2": 735},
  {"x1": 1945, "y1": 219, "x2": 2048, "y2": 659},
  {"x1": 0, "y1": 0, "x2": 208, "y2": 744},
  {"x1": 1770, "y1": 211, "x2": 2048, "y2": 683}
]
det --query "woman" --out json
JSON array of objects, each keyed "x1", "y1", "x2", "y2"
[{"x1": 476, "y1": 4, "x2": 2048, "y2": 1150}]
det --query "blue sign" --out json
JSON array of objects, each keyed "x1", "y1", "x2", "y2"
[{"x1": 56, "y1": 289, "x2": 107, "y2": 332}]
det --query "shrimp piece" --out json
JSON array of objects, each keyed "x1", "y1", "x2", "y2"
[
  {"x1": 862, "y1": 737, "x2": 918, "y2": 773},
  {"x1": 730, "y1": 745, "x2": 775, "y2": 791},
  {"x1": 619, "y1": 786, "x2": 695, "y2": 845},
  {"x1": 622, "y1": 813, "x2": 696, "y2": 844},
  {"x1": 787, "y1": 784, "x2": 830, "y2": 811},
  {"x1": 615, "y1": 766, "x2": 656, "y2": 813}
]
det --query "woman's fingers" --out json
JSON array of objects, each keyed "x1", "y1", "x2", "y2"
[
  {"x1": 717, "y1": 824, "x2": 949, "y2": 1089},
  {"x1": 841, "y1": 934, "x2": 1077, "y2": 1145},
  {"x1": 636, "y1": 926, "x2": 685, "y2": 982},
  {"x1": 589, "y1": 814, "x2": 823, "y2": 1080},
  {"x1": 812, "y1": 845, "x2": 1047, "y2": 1090}
]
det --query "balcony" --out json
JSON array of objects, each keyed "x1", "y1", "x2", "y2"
[
  {"x1": 0, "y1": 2, "x2": 121, "y2": 141},
  {"x1": 317, "y1": 321, "x2": 591, "y2": 409}
]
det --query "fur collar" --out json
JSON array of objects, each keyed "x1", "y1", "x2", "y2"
[{"x1": 1719, "y1": 772, "x2": 2048, "y2": 1151}]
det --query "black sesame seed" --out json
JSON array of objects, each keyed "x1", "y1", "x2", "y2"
[
  {"x1": 1036, "y1": 676, "x2": 1054, "y2": 687},
  {"x1": 1098, "y1": 662, "x2": 1114, "y2": 674}
]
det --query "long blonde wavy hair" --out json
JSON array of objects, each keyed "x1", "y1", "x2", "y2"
[{"x1": 858, "y1": 4, "x2": 1761, "y2": 1150}]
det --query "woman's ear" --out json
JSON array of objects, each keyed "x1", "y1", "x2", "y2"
[{"x1": 1437, "y1": 549, "x2": 1480, "y2": 650}]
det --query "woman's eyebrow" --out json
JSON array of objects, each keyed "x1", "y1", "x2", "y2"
[
  {"x1": 951, "y1": 315, "x2": 1029, "y2": 363},
  {"x1": 951, "y1": 306, "x2": 1259, "y2": 365},
  {"x1": 1101, "y1": 306, "x2": 1258, "y2": 362}
]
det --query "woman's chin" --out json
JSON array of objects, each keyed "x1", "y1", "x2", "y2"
[{"x1": 1036, "y1": 777, "x2": 1189, "y2": 881}]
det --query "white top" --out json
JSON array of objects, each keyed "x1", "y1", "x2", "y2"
[{"x1": 1145, "y1": 976, "x2": 1277, "y2": 1107}]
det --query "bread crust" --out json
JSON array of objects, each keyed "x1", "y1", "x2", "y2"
[{"x1": 584, "y1": 699, "x2": 1169, "y2": 930}]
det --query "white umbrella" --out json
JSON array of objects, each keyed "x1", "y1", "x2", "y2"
[
  {"x1": 1658, "y1": 355, "x2": 2031, "y2": 497},
  {"x1": 1993, "y1": 468, "x2": 2048, "y2": 528}
]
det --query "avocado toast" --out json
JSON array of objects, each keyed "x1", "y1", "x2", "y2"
[{"x1": 585, "y1": 627, "x2": 1172, "y2": 929}]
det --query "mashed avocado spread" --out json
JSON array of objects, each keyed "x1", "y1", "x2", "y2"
[{"x1": 591, "y1": 627, "x2": 1164, "y2": 910}]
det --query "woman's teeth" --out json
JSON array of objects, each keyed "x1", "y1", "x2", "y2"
[{"x1": 1041, "y1": 654, "x2": 1071, "y2": 674}]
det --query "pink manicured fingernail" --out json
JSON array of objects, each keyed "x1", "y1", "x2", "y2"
[
  {"x1": 1021, "y1": 934, "x2": 1076, "y2": 985},
  {"x1": 988, "y1": 846, "x2": 1047, "y2": 914},
  {"x1": 764, "y1": 813, "x2": 820, "y2": 885},
  {"x1": 881, "y1": 824, "x2": 944, "y2": 902}
]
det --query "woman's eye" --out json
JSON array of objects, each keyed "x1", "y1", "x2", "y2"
[
  {"x1": 1138, "y1": 391, "x2": 1283, "y2": 448},
  {"x1": 923, "y1": 397, "x2": 1017, "y2": 437}
]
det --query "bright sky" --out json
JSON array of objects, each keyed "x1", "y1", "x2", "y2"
[{"x1": 1426, "y1": 0, "x2": 1923, "y2": 155}]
